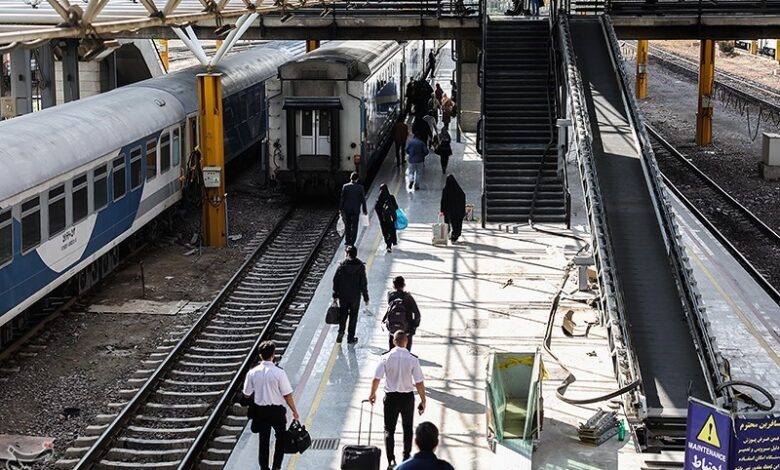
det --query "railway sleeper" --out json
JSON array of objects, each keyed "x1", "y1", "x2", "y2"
[
  {"x1": 105, "y1": 448, "x2": 188, "y2": 460},
  {"x1": 200, "y1": 331, "x2": 258, "y2": 339},
  {"x1": 210, "y1": 435, "x2": 238, "y2": 450},
  {"x1": 214, "y1": 424, "x2": 244, "y2": 437},
  {"x1": 223, "y1": 414, "x2": 248, "y2": 427},
  {"x1": 189, "y1": 346, "x2": 252, "y2": 354},
  {"x1": 84, "y1": 424, "x2": 110, "y2": 436},
  {"x1": 143, "y1": 401, "x2": 209, "y2": 411},
  {"x1": 199, "y1": 458, "x2": 228, "y2": 470},
  {"x1": 125, "y1": 425, "x2": 203, "y2": 437},
  {"x1": 203, "y1": 447, "x2": 233, "y2": 462},
  {"x1": 204, "y1": 324, "x2": 265, "y2": 331},
  {"x1": 170, "y1": 369, "x2": 235, "y2": 377},
  {"x1": 98, "y1": 458, "x2": 180, "y2": 469},
  {"x1": 154, "y1": 388, "x2": 223, "y2": 398},
  {"x1": 193, "y1": 338, "x2": 255, "y2": 346},
  {"x1": 135, "y1": 414, "x2": 209, "y2": 424},
  {"x1": 94, "y1": 413, "x2": 120, "y2": 424},
  {"x1": 178, "y1": 360, "x2": 242, "y2": 368},
  {"x1": 162, "y1": 378, "x2": 232, "y2": 388},
  {"x1": 181, "y1": 353, "x2": 247, "y2": 362}
]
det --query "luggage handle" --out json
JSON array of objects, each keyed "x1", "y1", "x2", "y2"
[{"x1": 358, "y1": 399, "x2": 374, "y2": 446}]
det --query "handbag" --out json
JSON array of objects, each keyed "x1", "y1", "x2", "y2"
[
  {"x1": 284, "y1": 419, "x2": 312, "y2": 454},
  {"x1": 336, "y1": 215, "x2": 346, "y2": 236},
  {"x1": 395, "y1": 208, "x2": 408, "y2": 230},
  {"x1": 360, "y1": 213, "x2": 370, "y2": 227},
  {"x1": 326, "y1": 301, "x2": 341, "y2": 325}
]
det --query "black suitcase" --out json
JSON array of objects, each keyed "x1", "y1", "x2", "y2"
[{"x1": 341, "y1": 399, "x2": 381, "y2": 470}]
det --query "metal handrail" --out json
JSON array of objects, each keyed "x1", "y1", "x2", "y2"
[{"x1": 479, "y1": 0, "x2": 488, "y2": 228}]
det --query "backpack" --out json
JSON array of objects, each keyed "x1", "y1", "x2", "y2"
[{"x1": 383, "y1": 297, "x2": 409, "y2": 334}]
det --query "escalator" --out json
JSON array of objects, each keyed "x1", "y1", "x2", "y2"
[{"x1": 560, "y1": 15, "x2": 729, "y2": 450}]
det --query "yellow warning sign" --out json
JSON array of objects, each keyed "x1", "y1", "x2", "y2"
[{"x1": 695, "y1": 414, "x2": 722, "y2": 448}]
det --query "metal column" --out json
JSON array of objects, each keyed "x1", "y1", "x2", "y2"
[
  {"x1": 62, "y1": 39, "x2": 80, "y2": 102},
  {"x1": 158, "y1": 39, "x2": 169, "y2": 72},
  {"x1": 38, "y1": 43, "x2": 57, "y2": 109},
  {"x1": 306, "y1": 40, "x2": 320, "y2": 52},
  {"x1": 696, "y1": 39, "x2": 715, "y2": 146},
  {"x1": 635, "y1": 39, "x2": 648, "y2": 100},
  {"x1": 750, "y1": 40, "x2": 758, "y2": 55},
  {"x1": 197, "y1": 73, "x2": 227, "y2": 248},
  {"x1": 10, "y1": 48, "x2": 33, "y2": 115}
]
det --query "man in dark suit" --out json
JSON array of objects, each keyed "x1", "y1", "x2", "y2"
[
  {"x1": 340, "y1": 172, "x2": 368, "y2": 247},
  {"x1": 332, "y1": 245, "x2": 369, "y2": 344}
]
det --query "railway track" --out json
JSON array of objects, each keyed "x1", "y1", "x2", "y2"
[
  {"x1": 59, "y1": 205, "x2": 338, "y2": 470},
  {"x1": 647, "y1": 125, "x2": 780, "y2": 304}
]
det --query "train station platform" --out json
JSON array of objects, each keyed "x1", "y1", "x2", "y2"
[{"x1": 224, "y1": 120, "x2": 631, "y2": 469}]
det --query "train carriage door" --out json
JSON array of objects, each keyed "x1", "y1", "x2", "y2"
[
  {"x1": 298, "y1": 110, "x2": 315, "y2": 155},
  {"x1": 316, "y1": 110, "x2": 331, "y2": 156}
]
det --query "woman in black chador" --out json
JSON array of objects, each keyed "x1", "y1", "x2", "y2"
[
  {"x1": 375, "y1": 184, "x2": 399, "y2": 253},
  {"x1": 440, "y1": 175, "x2": 466, "y2": 243}
]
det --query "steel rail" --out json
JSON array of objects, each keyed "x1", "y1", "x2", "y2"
[
  {"x1": 648, "y1": 125, "x2": 780, "y2": 304},
  {"x1": 73, "y1": 205, "x2": 298, "y2": 470},
  {"x1": 179, "y1": 209, "x2": 338, "y2": 468}
]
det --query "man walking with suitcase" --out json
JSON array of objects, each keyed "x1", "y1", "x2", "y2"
[
  {"x1": 242, "y1": 341, "x2": 300, "y2": 470},
  {"x1": 369, "y1": 331, "x2": 427, "y2": 470},
  {"x1": 333, "y1": 245, "x2": 369, "y2": 344}
]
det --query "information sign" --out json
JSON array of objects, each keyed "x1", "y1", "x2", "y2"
[
  {"x1": 684, "y1": 399, "x2": 732, "y2": 470},
  {"x1": 730, "y1": 415, "x2": 780, "y2": 470}
]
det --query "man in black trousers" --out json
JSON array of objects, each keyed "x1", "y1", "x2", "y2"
[
  {"x1": 242, "y1": 341, "x2": 300, "y2": 470},
  {"x1": 340, "y1": 172, "x2": 368, "y2": 247},
  {"x1": 332, "y1": 245, "x2": 369, "y2": 344},
  {"x1": 369, "y1": 331, "x2": 427, "y2": 470}
]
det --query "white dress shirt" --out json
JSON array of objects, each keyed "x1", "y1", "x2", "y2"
[
  {"x1": 242, "y1": 361, "x2": 293, "y2": 406},
  {"x1": 374, "y1": 347, "x2": 424, "y2": 393}
]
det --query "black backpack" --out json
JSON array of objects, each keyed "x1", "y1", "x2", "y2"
[{"x1": 383, "y1": 297, "x2": 409, "y2": 334}]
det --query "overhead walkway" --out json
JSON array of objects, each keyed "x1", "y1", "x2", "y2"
[{"x1": 562, "y1": 16, "x2": 727, "y2": 449}]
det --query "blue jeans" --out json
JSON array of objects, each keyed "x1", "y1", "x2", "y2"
[{"x1": 407, "y1": 162, "x2": 424, "y2": 188}]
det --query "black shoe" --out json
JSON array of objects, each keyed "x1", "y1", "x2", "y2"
[
  {"x1": 415, "y1": 185, "x2": 420, "y2": 190},
  {"x1": 387, "y1": 459, "x2": 397, "y2": 470},
  {"x1": 348, "y1": 337, "x2": 359, "y2": 344},
  {"x1": 336, "y1": 334, "x2": 343, "y2": 343},
  {"x1": 387, "y1": 247, "x2": 392, "y2": 253},
  {"x1": 408, "y1": 180, "x2": 414, "y2": 190}
]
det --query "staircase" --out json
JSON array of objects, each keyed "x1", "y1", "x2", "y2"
[{"x1": 482, "y1": 18, "x2": 567, "y2": 223}]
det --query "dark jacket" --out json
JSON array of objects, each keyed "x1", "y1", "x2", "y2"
[
  {"x1": 333, "y1": 257, "x2": 369, "y2": 302},
  {"x1": 375, "y1": 191, "x2": 398, "y2": 224},
  {"x1": 440, "y1": 175, "x2": 466, "y2": 224},
  {"x1": 387, "y1": 290, "x2": 421, "y2": 334},
  {"x1": 393, "y1": 121, "x2": 409, "y2": 145},
  {"x1": 395, "y1": 451, "x2": 454, "y2": 470},
  {"x1": 340, "y1": 182, "x2": 367, "y2": 215}
]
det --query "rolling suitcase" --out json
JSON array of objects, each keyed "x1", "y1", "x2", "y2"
[{"x1": 341, "y1": 399, "x2": 381, "y2": 470}]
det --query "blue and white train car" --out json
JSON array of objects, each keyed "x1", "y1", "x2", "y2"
[
  {"x1": 267, "y1": 40, "x2": 431, "y2": 192},
  {"x1": 0, "y1": 41, "x2": 303, "y2": 342}
]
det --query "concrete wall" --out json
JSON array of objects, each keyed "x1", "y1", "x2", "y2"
[
  {"x1": 55, "y1": 60, "x2": 101, "y2": 104},
  {"x1": 457, "y1": 40, "x2": 481, "y2": 133}
]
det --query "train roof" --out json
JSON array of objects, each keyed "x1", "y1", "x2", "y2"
[
  {"x1": 279, "y1": 41, "x2": 402, "y2": 81},
  {"x1": 0, "y1": 86, "x2": 185, "y2": 205},
  {"x1": 130, "y1": 40, "x2": 305, "y2": 114}
]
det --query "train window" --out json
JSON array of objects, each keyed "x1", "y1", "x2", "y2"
[
  {"x1": 172, "y1": 128, "x2": 181, "y2": 167},
  {"x1": 146, "y1": 139, "x2": 157, "y2": 181},
  {"x1": 160, "y1": 132, "x2": 171, "y2": 174},
  {"x1": 21, "y1": 197, "x2": 41, "y2": 253},
  {"x1": 189, "y1": 117, "x2": 198, "y2": 153},
  {"x1": 112, "y1": 155, "x2": 126, "y2": 201},
  {"x1": 301, "y1": 110, "x2": 313, "y2": 137},
  {"x1": 93, "y1": 165, "x2": 108, "y2": 211},
  {"x1": 48, "y1": 184, "x2": 66, "y2": 238},
  {"x1": 0, "y1": 209, "x2": 11, "y2": 266},
  {"x1": 72, "y1": 174, "x2": 88, "y2": 223},
  {"x1": 130, "y1": 147, "x2": 142, "y2": 190},
  {"x1": 319, "y1": 110, "x2": 331, "y2": 137}
]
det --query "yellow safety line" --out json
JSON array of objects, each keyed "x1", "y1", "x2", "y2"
[
  {"x1": 288, "y1": 174, "x2": 402, "y2": 469},
  {"x1": 688, "y1": 247, "x2": 780, "y2": 366}
]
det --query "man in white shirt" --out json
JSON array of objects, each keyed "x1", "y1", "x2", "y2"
[
  {"x1": 369, "y1": 331, "x2": 427, "y2": 470},
  {"x1": 242, "y1": 340, "x2": 300, "y2": 470}
]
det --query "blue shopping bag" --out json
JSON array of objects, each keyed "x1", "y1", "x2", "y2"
[{"x1": 395, "y1": 208, "x2": 409, "y2": 230}]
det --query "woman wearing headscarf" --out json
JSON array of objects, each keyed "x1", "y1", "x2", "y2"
[
  {"x1": 440, "y1": 175, "x2": 466, "y2": 243},
  {"x1": 375, "y1": 184, "x2": 399, "y2": 253},
  {"x1": 436, "y1": 130, "x2": 453, "y2": 174}
]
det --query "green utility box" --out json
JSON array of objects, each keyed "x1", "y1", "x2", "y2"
[{"x1": 485, "y1": 349, "x2": 544, "y2": 468}]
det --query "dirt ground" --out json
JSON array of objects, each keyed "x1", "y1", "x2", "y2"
[
  {"x1": 651, "y1": 40, "x2": 780, "y2": 95},
  {"x1": 624, "y1": 49, "x2": 780, "y2": 233},
  {"x1": 0, "y1": 159, "x2": 291, "y2": 466}
]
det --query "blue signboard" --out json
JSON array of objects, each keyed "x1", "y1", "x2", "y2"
[
  {"x1": 684, "y1": 399, "x2": 732, "y2": 470},
  {"x1": 730, "y1": 415, "x2": 780, "y2": 470}
]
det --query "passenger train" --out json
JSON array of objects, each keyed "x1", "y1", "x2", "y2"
[
  {"x1": 0, "y1": 41, "x2": 304, "y2": 342},
  {"x1": 267, "y1": 40, "x2": 436, "y2": 192}
]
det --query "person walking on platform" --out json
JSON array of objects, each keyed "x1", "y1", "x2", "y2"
[
  {"x1": 406, "y1": 133, "x2": 428, "y2": 191},
  {"x1": 333, "y1": 245, "x2": 369, "y2": 344},
  {"x1": 435, "y1": 130, "x2": 453, "y2": 175},
  {"x1": 395, "y1": 422, "x2": 454, "y2": 470},
  {"x1": 412, "y1": 116, "x2": 431, "y2": 147},
  {"x1": 440, "y1": 94, "x2": 454, "y2": 129},
  {"x1": 392, "y1": 117, "x2": 409, "y2": 168},
  {"x1": 340, "y1": 172, "x2": 368, "y2": 247},
  {"x1": 375, "y1": 184, "x2": 399, "y2": 253},
  {"x1": 434, "y1": 83, "x2": 444, "y2": 105},
  {"x1": 384, "y1": 276, "x2": 421, "y2": 351},
  {"x1": 369, "y1": 331, "x2": 427, "y2": 470},
  {"x1": 242, "y1": 340, "x2": 300, "y2": 470},
  {"x1": 440, "y1": 175, "x2": 466, "y2": 243}
]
